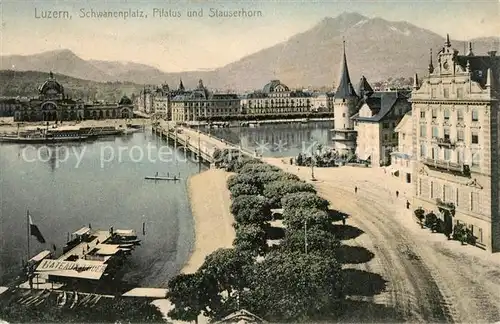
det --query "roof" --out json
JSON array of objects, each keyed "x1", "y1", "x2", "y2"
[
  {"x1": 95, "y1": 244, "x2": 121, "y2": 256},
  {"x1": 263, "y1": 80, "x2": 289, "y2": 93},
  {"x1": 30, "y1": 250, "x2": 52, "y2": 263},
  {"x1": 394, "y1": 111, "x2": 412, "y2": 132},
  {"x1": 72, "y1": 227, "x2": 91, "y2": 236},
  {"x1": 335, "y1": 42, "x2": 358, "y2": 99},
  {"x1": 216, "y1": 309, "x2": 266, "y2": 323},
  {"x1": 352, "y1": 91, "x2": 409, "y2": 122},
  {"x1": 38, "y1": 73, "x2": 64, "y2": 95},
  {"x1": 454, "y1": 54, "x2": 499, "y2": 88},
  {"x1": 122, "y1": 288, "x2": 168, "y2": 298},
  {"x1": 35, "y1": 259, "x2": 108, "y2": 280},
  {"x1": 356, "y1": 76, "x2": 374, "y2": 98}
]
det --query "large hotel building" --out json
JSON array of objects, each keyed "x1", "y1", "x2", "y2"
[{"x1": 411, "y1": 35, "x2": 500, "y2": 251}]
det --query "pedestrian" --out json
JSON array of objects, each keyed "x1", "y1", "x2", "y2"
[
  {"x1": 406, "y1": 200, "x2": 410, "y2": 209},
  {"x1": 396, "y1": 190, "x2": 399, "y2": 198},
  {"x1": 355, "y1": 186, "x2": 358, "y2": 194},
  {"x1": 342, "y1": 215, "x2": 346, "y2": 225}
]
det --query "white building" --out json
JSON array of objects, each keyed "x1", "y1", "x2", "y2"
[
  {"x1": 411, "y1": 36, "x2": 500, "y2": 251},
  {"x1": 391, "y1": 110, "x2": 413, "y2": 183}
]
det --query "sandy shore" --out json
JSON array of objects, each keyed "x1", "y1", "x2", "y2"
[{"x1": 182, "y1": 169, "x2": 236, "y2": 274}]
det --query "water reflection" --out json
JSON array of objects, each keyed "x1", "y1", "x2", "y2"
[{"x1": 207, "y1": 121, "x2": 333, "y2": 157}]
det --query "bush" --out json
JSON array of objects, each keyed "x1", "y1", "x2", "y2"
[
  {"x1": 282, "y1": 207, "x2": 332, "y2": 231},
  {"x1": 239, "y1": 163, "x2": 280, "y2": 174},
  {"x1": 227, "y1": 171, "x2": 300, "y2": 192},
  {"x1": 229, "y1": 183, "x2": 261, "y2": 198},
  {"x1": 233, "y1": 224, "x2": 268, "y2": 255},
  {"x1": 280, "y1": 227, "x2": 340, "y2": 255},
  {"x1": 230, "y1": 195, "x2": 272, "y2": 225},
  {"x1": 227, "y1": 173, "x2": 261, "y2": 190},
  {"x1": 282, "y1": 192, "x2": 329, "y2": 211},
  {"x1": 263, "y1": 180, "x2": 316, "y2": 208}
]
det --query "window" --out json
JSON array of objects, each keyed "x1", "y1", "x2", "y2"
[
  {"x1": 420, "y1": 143, "x2": 426, "y2": 157},
  {"x1": 472, "y1": 109, "x2": 479, "y2": 121},
  {"x1": 444, "y1": 128, "x2": 450, "y2": 140},
  {"x1": 444, "y1": 88, "x2": 449, "y2": 98},
  {"x1": 430, "y1": 181, "x2": 434, "y2": 198},
  {"x1": 383, "y1": 122, "x2": 389, "y2": 129},
  {"x1": 444, "y1": 108, "x2": 450, "y2": 120},
  {"x1": 457, "y1": 150, "x2": 464, "y2": 163},
  {"x1": 432, "y1": 108, "x2": 437, "y2": 119},
  {"x1": 456, "y1": 188, "x2": 459, "y2": 206},
  {"x1": 420, "y1": 125, "x2": 427, "y2": 137},
  {"x1": 392, "y1": 133, "x2": 397, "y2": 139},
  {"x1": 418, "y1": 179, "x2": 422, "y2": 195},
  {"x1": 402, "y1": 134, "x2": 406, "y2": 140},
  {"x1": 444, "y1": 148, "x2": 451, "y2": 161},
  {"x1": 384, "y1": 134, "x2": 389, "y2": 140},
  {"x1": 431, "y1": 88, "x2": 436, "y2": 98},
  {"x1": 342, "y1": 113, "x2": 345, "y2": 117},
  {"x1": 472, "y1": 133, "x2": 479, "y2": 144},
  {"x1": 431, "y1": 147, "x2": 437, "y2": 159},
  {"x1": 457, "y1": 88, "x2": 463, "y2": 98},
  {"x1": 432, "y1": 126, "x2": 439, "y2": 138},
  {"x1": 471, "y1": 192, "x2": 479, "y2": 212},
  {"x1": 457, "y1": 130, "x2": 464, "y2": 142},
  {"x1": 420, "y1": 111, "x2": 425, "y2": 118},
  {"x1": 472, "y1": 150, "x2": 480, "y2": 166}
]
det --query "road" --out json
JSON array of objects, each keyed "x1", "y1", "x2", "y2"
[{"x1": 265, "y1": 158, "x2": 500, "y2": 323}]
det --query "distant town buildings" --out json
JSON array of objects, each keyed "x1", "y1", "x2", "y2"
[
  {"x1": 170, "y1": 79, "x2": 240, "y2": 122},
  {"x1": 311, "y1": 92, "x2": 335, "y2": 112},
  {"x1": 390, "y1": 110, "x2": 413, "y2": 183},
  {"x1": 136, "y1": 83, "x2": 171, "y2": 118},
  {"x1": 13, "y1": 72, "x2": 134, "y2": 122},
  {"x1": 0, "y1": 97, "x2": 25, "y2": 117},
  {"x1": 242, "y1": 80, "x2": 312, "y2": 115},
  {"x1": 332, "y1": 42, "x2": 411, "y2": 162},
  {"x1": 411, "y1": 36, "x2": 500, "y2": 252}
]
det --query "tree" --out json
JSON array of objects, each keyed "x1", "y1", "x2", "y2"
[
  {"x1": 282, "y1": 192, "x2": 329, "y2": 211},
  {"x1": 248, "y1": 250, "x2": 344, "y2": 321},
  {"x1": 424, "y1": 212, "x2": 439, "y2": 232},
  {"x1": 239, "y1": 163, "x2": 280, "y2": 174},
  {"x1": 282, "y1": 207, "x2": 332, "y2": 231},
  {"x1": 414, "y1": 208, "x2": 425, "y2": 228},
  {"x1": 280, "y1": 227, "x2": 340, "y2": 255},
  {"x1": 263, "y1": 180, "x2": 316, "y2": 208},
  {"x1": 230, "y1": 195, "x2": 272, "y2": 225},
  {"x1": 198, "y1": 248, "x2": 254, "y2": 319},
  {"x1": 229, "y1": 183, "x2": 261, "y2": 199},
  {"x1": 167, "y1": 273, "x2": 215, "y2": 323},
  {"x1": 227, "y1": 174, "x2": 261, "y2": 190},
  {"x1": 233, "y1": 223, "x2": 268, "y2": 255}
]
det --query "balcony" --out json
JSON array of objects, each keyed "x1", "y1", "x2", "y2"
[
  {"x1": 433, "y1": 137, "x2": 455, "y2": 148},
  {"x1": 436, "y1": 198, "x2": 455, "y2": 215},
  {"x1": 423, "y1": 158, "x2": 470, "y2": 176}
]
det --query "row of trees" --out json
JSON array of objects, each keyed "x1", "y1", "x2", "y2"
[
  {"x1": 167, "y1": 149, "x2": 345, "y2": 322},
  {"x1": 198, "y1": 112, "x2": 334, "y2": 122}
]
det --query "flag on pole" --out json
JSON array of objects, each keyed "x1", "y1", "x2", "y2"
[{"x1": 28, "y1": 214, "x2": 46, "y2": 243}]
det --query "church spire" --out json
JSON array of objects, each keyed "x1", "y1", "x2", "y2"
[
  {"x1": 445, "y1": 33, "x2": 451, "y2": 47},
  {"x1": 428, "y1": 48, "x2": 434, "y2": 74},
  {"x1": 334, "y1": 39, "x2": 357, "y2": 99},
  {"x1": 178, "y1": 78, "x2": 185, "y2": 91}
]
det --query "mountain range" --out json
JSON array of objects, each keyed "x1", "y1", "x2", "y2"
[{"x1": 1, "y1": 12, "x2": 498, "y2": 91}]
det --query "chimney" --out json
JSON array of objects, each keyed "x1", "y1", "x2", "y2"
[{"x1": 487, "y1": 51, "x2": 497, "y2": 57}]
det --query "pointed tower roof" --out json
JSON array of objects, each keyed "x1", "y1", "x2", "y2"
[
  {"x1": 335, "y1": 40, "x2": 358, "y2": 99},
  {"x1": 445, "y1": 33, "x2": 451, "y2": 47},
  {"x1": 357, "y1": 75, "x2": 373, "y2": 98},
  {"x1": 178, "y1": 79, "x2": 185, "y2": 91}
]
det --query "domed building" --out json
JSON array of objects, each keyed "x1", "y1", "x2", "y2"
[
  {"x1": 243, "y1": 80, "x2": 312, "y2": 115},
  {"x1": 14, "y1": 72, "x2": 134, "y2": 122}
]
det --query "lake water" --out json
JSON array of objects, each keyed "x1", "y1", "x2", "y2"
[
  {"x1": 0, "y1": 131, "x2": 206, "y2": 287},
  {"x1": 207, "y1": 121, "x2": 333, "y2": 157}
]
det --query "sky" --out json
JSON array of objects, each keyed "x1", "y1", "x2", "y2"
[{"x1": 0, "y1": 0, "x2": 499, "y2": 72}]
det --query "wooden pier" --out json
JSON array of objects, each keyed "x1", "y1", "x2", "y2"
[{"x1": 152, "y1": 121, "x2": 256, "y2": 164}]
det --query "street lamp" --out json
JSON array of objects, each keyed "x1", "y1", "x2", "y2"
[{"x1": 310, "y1": 139, "x2": 317, "y2": 181}]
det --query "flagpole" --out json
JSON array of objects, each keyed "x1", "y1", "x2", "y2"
[{"x1": 27, "y1": 209, "x2": 30, "y2": 262}]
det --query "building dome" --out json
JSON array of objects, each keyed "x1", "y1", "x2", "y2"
[
  {"x1": 38, "y1": 72, "x2": 64, "y2": 96},
  {"x1": 263, "y1": 80, "x2": 289, "y2": 93},
  {"x1": 119, "y1": 95, "x2": 133, "y2": 105}
]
